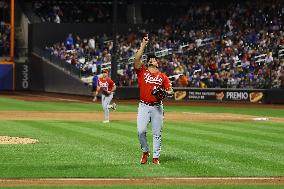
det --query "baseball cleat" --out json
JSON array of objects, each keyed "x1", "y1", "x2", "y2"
[
  {"x1": 111, "y1": 103, "x2": 117, "y2": 111},
  {"x1": 152, "y1": 158, "x2": 160, "y2": 165},
  {"x1": 103, "y1": 120, "x2": 110, "y2": 123},
  {"x1": 140, "y1": 152, "x2": 150, "y2": 164}
]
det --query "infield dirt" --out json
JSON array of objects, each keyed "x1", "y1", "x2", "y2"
[{"x1": 0, "y1": 111, "x2": 283, "y2": 123}]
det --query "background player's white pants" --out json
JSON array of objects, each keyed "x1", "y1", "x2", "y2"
[
  {"x1": 137, "y1": 102, "x2": 163, "y2": 158},
  {"x1": 101, "y1": 93, "x2": 113, "y2": 121}
]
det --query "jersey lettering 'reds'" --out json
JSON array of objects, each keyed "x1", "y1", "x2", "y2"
[
  {"x1": 136, "y1": 65, "x2": 171, "y2": 102},
  {"x1": 144, "y1": 72, "x2": 163, "y2": 85},
  {"x1": 98, "y1": 77, "x2": 114, "y2": 92}
]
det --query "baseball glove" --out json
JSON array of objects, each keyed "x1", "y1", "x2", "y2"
[
  {"x1": 99, "y1": 88, "x2": 110, "y2": 96},
  {"x1": 151, "y1": 87, "x2": 167, "y2": 100}
]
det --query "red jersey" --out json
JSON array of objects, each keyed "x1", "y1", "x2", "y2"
[
  {"x1": 136, "y1": 65, "x2": 171, "y2": 102},
  {"x1": 98, "y1": 77, "x2": 115, "y2": 93}
]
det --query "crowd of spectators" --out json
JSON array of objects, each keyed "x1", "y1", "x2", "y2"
[
  {"x1": 32, "y1": 0, "x2": 127, "y2": 23},
  {"x1": 0, "y1": 0, "x2": 10, "y2": 22},
  {"x1": 0, "y1": 22, "x2": 10, "y2": 57},
  {"x1": 45, "y1": 0, "x2": 284, "y2": 89},
  {"x1": 33, "y1": 0, "x2": 112, "y2": 23},
  {"x1": 45, "y1": 33, "x2": 112, "y2": 76},
  {"x1": 0, "y1": 0, "x2": 11, "y2": 57}
]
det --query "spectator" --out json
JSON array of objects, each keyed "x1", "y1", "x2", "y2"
[
  {"x1": 32, "y1": 0, "x2": 116, "y2": 23},
  {"x1": 88, "y1": 37, "x2": 95, "y2": 50},
  {"x1": 177, "y1": 75, "x2": 189, "y2": 87},
  {"x1": 65, "y1": 33, "x2": 74, "y2": 50},
  {"x1": 54, "y1": 14, "x2": 60, "y2": 23},
  {"x1": 279, "y1": 67, "x2": 284, "y2": 89}
]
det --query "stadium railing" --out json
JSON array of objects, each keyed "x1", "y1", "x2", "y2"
[{"x1": 32, "y1": 47, "x2": 81, "y2": 78}]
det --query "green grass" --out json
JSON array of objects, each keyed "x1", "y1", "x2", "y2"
[
  {"x1": 0, "y1": 96, "x2": 283, "y2": 179},
  {"x1": 165, "y1": 105, "x2": 284, "y2": 118},
  {"x1": 0, "y1": 120, "x2": 283, "y2": 178},
  {"x1": 1, "y1": 97, "x2": 284, "y2": 117},
  {"x1": 0, "y1": 97, "x2": 103, "y2": 111},
  {"x1": 0, "y1": 185, "x2": 283, "y2": 189}
]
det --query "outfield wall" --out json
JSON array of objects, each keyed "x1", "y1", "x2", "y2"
[
  {"x1": 15, "y1": 62, "x2": 30, "y2": 90},
  {"x1": 0, "y1": 63, "x2": 14, "y2": 90},
  {"x1": 116, "y1": 87, "x2": 284, "y2": 104},
  {"x1": 265, "y1": 89, "x2": 284, "y2": 104}
]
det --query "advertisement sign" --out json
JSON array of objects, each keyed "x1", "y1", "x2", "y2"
[
  {"x1": 174, "y1": 90, "x2": 187, "y2": 101},
  {"x1": 225, "y1": 91, "x2": 263, "y2": 103},
  {"x1": 171, "y1": 89, "x2": 264, "y2": 103},
  {"x1": 188, "y1": 91, "x2": 217, "y2": 101}
]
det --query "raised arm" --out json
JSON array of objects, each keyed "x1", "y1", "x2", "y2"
[{"x1": 134, "y1": 34, "x2": 149, "y2": 70}]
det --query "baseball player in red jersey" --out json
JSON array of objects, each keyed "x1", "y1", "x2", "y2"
[
  {"x1": 95, "y1": 69, "x2": 117, "y2": 123},
  {"x1": 134, "y1": 34, "x2": 173, "y2": 165}
]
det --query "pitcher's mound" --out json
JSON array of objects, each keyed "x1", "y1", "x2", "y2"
[{"x1": 0, "y1": 136, "x2": 38, "y2": 144}]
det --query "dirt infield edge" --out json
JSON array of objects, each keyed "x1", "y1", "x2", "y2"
[{"x1": 0, "y1": 177, "x2": 283, "y2": 186}]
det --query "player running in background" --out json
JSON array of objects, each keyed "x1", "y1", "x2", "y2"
[
  {"x1": 134, "y1": 34, "x2": 173, "y2": 165},
  {"x1": 95, "y1": 69, "x2": 117, "y2": 123}
]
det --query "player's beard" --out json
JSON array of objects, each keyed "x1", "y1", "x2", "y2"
[{"x1": 148, "y1": 63, "x2": 158, "y2": 68}]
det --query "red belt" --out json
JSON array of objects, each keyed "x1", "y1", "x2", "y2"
[{"x1": 140, "y1": 100, "x2": 162, "y2": 106}]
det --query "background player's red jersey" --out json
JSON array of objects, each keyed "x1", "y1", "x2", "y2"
[
  {"x1": 136, "y1": 65, "x2": 171, "y2": 103},
  {"x1": 98, "y1": 77, "x2": 115, "y2": 92}
]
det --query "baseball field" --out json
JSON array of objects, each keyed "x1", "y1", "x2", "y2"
[{"x1": 0, "y1": 92, "x2": 283, "y2": 188}]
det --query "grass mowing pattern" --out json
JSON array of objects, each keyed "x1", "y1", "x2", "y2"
[
  {"x1": 0, "y1": 120, "x2": 283, "y2": 178},
  {"x1": 0, "y1": 185, "x2": 283, "y2": 189},
  {"x1": 0, "y1": 96, "x2": 283, "y2": 179},
  {"x1": 1, "y1": 97, "x2": 284, "y2": 117}
]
